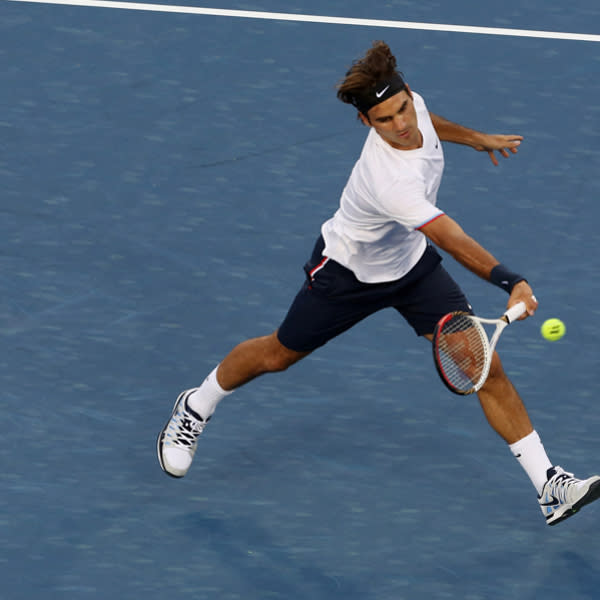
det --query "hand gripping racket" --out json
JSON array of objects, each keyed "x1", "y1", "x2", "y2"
[{"x1": 432, "y1": 301, "x2": 527, "y2": 395}]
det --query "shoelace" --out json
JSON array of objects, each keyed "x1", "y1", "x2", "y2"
[
  {"x1": 168, "y1": 404, "x2": 207, "y2": 450},
  {"x1": 548, "y1": 470, "x2": 580, "y2": 504}
]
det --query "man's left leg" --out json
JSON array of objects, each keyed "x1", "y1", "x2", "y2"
[
  {"x1": 476, "y1": 351, "x2": 534, "y2": 445},
  {"x1": 416, "y1": 257, "x2": 600, "y2": 525},
  {"x1": 478, "y1": 351, "x2": 600, "y2": 526}
]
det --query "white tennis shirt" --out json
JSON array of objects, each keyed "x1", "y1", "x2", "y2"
[{"x1": 321, "y1": 92, "x2": 445, "y2": 283}]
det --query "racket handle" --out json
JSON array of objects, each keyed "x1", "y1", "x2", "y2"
[{"x1": 504, "y1": 301, "x2": 527, "y2": 323}]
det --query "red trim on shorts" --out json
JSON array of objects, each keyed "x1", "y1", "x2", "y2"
[{"x1": 309, "y1": 256, "x2": 330, "y2": 280}]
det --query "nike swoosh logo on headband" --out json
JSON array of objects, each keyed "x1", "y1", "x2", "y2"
[{"x1": 375, "y1": 85, "x2": 390, "y2": 98}]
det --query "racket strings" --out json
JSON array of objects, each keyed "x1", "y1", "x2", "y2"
[{"x1": 436, "y1": 314, "x2": 488, "y2": 393}]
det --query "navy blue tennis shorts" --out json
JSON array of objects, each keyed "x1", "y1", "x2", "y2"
[{"x1": 277, "y1": 236, "x2": 471, "y2": 352}]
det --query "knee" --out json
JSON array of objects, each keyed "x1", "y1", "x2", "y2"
[
  {"x1": 262, "y1": 334, "x2": 307, "y2": 373},
  {"x1": 264, "y1": 355, "x2": 292, "y2": 373},
  {"x1": 263, "y1": 348, "x2": 298, "y2": 373},
  {"x1": 481, "y1": 351, "x2": 511, "y2": 392}
]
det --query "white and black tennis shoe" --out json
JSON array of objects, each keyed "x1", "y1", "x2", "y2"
[
  {"x1": 157, "y1": 389, "x2": 209, "y2": 478},
  {"x1": 538, "y1": 466, "x2": 600, "y2": 525}
]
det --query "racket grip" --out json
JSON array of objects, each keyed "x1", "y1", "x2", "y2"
[{"x1": 504, "y1": 301, "x2": 527, "y2": 323}]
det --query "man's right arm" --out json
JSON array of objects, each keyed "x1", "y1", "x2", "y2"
[{"x1": 419, "y1": 214, "x2": 537, "y2": 316}]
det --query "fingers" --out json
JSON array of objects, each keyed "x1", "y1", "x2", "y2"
[
  {"x1": 517, "y1": 294, "x2": 538, "y2": 320},
  {"x1": 488, "y1": 150, "x2": 499, "y2": 166},
  {"x1": 526, "y1": 293, "x2": 539, "y2": 317},
  {"x1": 509, "y1": 283, "x2": 538, "y2": 320},
  {"x1": 488, "y1": 139, "x2": 521, "y2": 165},
  {"x1": 501, "y1": 139, "x2": 521, "y2": 153},
  {"x1": 502, "y1": 135, "x2": 524, "y2": 146}
]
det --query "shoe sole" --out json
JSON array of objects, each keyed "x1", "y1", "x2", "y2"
[
  {"x1": 156, "y1": 391, "x2": 189, "y2": 478},
  {"x1": 547, "y1": 478, "x2": 600, "y2": 526}
]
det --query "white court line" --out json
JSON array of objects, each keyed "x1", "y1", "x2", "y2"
[{"x1": 8, "y1": 0, "x2": 600, "y2": 43}]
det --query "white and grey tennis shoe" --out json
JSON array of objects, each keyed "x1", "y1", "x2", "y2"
[
  {"x1": 538, "y1": 466, "x2": 600, "y2": 525},
  {"x1": 157, "y1": 389, "x2": 209, "y2": 478}
]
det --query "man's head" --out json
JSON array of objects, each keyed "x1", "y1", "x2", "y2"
[{"x1": 337, "y1": 41, "x2": 422, "y2": 150}]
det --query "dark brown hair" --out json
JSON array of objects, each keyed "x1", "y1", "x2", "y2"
[{"x1": 337, "y1": 41, "x2": 400, "y2": 105}]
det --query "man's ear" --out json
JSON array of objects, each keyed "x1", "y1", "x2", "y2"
[
  {"x1": 405, "y1": 83, "x2": 413, "y2": 99},
  {"x1": 358, "y1": 112, "x2": 371, "y2": 127}
]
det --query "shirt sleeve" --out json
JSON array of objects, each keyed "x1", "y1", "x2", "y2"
[{"x1": 375, "y1": 176, "x2": 444, "y2": 230}]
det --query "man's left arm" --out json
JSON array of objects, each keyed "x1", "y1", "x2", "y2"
[{"x1": 430, "y1": 112, "x2": 523, "y2": 166}]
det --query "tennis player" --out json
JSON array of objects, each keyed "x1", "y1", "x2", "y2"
[{"x1": 158, "y1": 41, "x2": 600, "y2": 525}]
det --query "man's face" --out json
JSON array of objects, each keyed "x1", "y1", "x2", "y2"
[{"x1": 361, "y1": 88, "x2": 422, "y2": 150}]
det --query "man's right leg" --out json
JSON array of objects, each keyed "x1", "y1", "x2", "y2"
[
  {"x1": 157, "y1": 235, "x2": 377, "y2": 478},
  {"x1": 216, "y1": 331, "x2": 312, "y2": 391},
  {"x1": 157, "y1": 332, "x2": 310, "y2": 477}
]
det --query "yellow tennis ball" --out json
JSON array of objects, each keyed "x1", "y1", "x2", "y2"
[{"x1": 541, "y1": 318, "x2": 566, "y2": 341}]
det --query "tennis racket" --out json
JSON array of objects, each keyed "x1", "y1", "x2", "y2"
[{"x1": 432, "y1": 301, "x2": 527, "y2": 395}]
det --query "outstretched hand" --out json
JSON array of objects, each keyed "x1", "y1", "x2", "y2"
[{"x1": 474, "y1": 134, "x2": 523, "y2": 166}]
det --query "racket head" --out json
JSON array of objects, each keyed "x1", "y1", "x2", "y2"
[{"x1": 432, "y1": 311, "x2": 491, "y2": 395}]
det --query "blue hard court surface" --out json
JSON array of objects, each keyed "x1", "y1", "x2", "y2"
[{"x1": 1, "y1": 1, "x2": 600, "y2": 598}]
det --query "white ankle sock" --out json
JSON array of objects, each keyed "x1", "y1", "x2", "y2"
[
  {"x1": 509, "y1": 430, "x2": 553, "y2": 495},
  {"x1": 187, "y1": 366, "x2": 232, "y2": 420}
]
